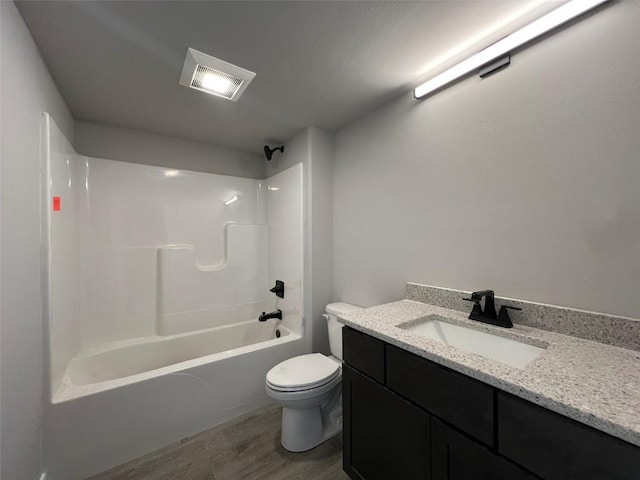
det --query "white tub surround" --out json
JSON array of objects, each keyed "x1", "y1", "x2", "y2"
[
  {"x1": 45, "y1": 115, "x2": 304, "y2": 395},
  {"x1": 157, "y1": 224, "x2": 268, "y2": 335},
  {"x1": 43, "y1": 117, "x2": 306, "y2": 479}
]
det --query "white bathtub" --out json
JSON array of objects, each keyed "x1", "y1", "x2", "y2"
[
  {"x1": 56, "y1": 320, "x2": 289, "y2": 401},
  {"x1": 45, "y1": 320, "x2": 306, "y2": 480}
]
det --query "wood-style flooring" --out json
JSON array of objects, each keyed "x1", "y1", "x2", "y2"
[{"x1": 89, "y1": 404, "x2": 350, "y2": 480}]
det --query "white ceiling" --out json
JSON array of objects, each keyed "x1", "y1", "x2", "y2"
[{"x1": 15, "y1": 0, "x2": 559, "y2": 155}]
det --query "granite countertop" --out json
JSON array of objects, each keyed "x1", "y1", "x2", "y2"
[{"x1": 338, "y1": 299, "x2": 640, "y2": 447}]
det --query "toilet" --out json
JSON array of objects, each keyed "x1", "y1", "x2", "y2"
[{"x1": 265, "y1": 302, "x2": 362, "y2": 452}]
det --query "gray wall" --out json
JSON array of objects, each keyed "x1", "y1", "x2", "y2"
[
  {"x1": 75, "y1": 120, "x2": 265, "y2": 179},
  {"x1": 265, "y1": 127, "x2": 335, "y2": 354},
  {"x1": 0, "y1": 2, "x2": 75, "y2": 478},
  {"x1": 308, "y1": 128, "x2": 335, "y2": 353},
  {"x1": 333, "y1": 1, "x2": 640, "y2": 319}
]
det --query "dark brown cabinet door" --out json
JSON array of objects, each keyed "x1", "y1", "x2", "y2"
[
  {"x1": 498, "y1": 393, "x2": 640, "y2": 480},
  {"x1": 343, "y1": 364, "x2": 431, "y2": 480},
  {"x1": 431, "y1": 418, "x2": 538, "y2": 480}
]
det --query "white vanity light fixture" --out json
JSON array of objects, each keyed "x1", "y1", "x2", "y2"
[
  {"x1": 179, "y1": 48, "x2": 256, "y2": 102},
  {"x1": 414, "y1": 0, "x2": 609, "y2": 100}
]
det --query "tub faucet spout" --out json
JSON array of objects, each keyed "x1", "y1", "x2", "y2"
[{"x1": 259, "y1": 309, "x2": 282, "y2": 322}]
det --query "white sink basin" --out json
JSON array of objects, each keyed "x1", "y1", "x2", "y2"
[{"x1": 400, "y1": 315, "x2": 545, "y2": 369}]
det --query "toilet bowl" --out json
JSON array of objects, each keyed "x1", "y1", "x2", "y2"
[{"x1": 265, "y1": 302, "x2": 362, "y2": 452}]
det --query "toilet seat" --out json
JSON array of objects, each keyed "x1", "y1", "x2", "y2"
[
  {"x1": 265, "y1": 371, "x2": 341, "y2": 403},
  {"x1": 266, "y1": 353, "x2": 340, "y2": 392}
]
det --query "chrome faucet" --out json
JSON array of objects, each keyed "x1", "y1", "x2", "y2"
[
  {"x1": 259, "y1": 309, "x2": 282, "y2": 322},
  {"x1": 463, "y1": 290, "x2": 520, "y2": 328}
]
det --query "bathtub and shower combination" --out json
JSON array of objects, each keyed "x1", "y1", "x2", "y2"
[{"x1": 43, "y1": 114, "x2": 307, "y2": 479}]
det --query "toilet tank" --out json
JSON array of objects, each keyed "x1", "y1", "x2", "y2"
[{"x1": 325, "y1": 302, "x2": 362, "y2": 360}]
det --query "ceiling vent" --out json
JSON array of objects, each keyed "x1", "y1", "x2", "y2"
[{"x1": 179, "y1": 48, "x2": 255, "y2": 102}]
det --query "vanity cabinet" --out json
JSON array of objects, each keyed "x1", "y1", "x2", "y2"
[{"x1": 342, "y1": 327, "x2": 640, "y2": 480}]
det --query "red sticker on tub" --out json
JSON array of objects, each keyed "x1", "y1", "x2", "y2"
[{"x1": 53, "y1": 196, "x2": 61, "y2": 211}]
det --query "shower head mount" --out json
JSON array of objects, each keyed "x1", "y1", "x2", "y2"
[{"x1": 264, "y1": 145, "x2": 285, "y2": 161}]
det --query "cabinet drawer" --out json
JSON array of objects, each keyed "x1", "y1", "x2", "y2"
[
  {"x1": 498, "y1": 393, "x2": 640, "y2": 480},
  {"x1": 386, "y1": 344, "x2": 495, "y2": 446},
  {"x1": 343, "y1": 327, "x2": 385, "y2": 383}
]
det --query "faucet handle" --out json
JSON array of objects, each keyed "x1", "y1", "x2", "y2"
[
  {"x1": 463, "y1": 297, "x2": 483, "y2": 316},
  {"x1": 269, "y1": 280, "x2": 285, "y2": 298},
  {"x1": 499, "y1": 305, "x2": 522, "y2": 312},
  {"x1": 497, "y1": 305, "x2": 521, "y2": 327}
]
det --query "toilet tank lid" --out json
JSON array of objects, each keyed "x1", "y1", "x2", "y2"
[{"x1": 326, "y1": 302, "x2": 362, "y2": 316}]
